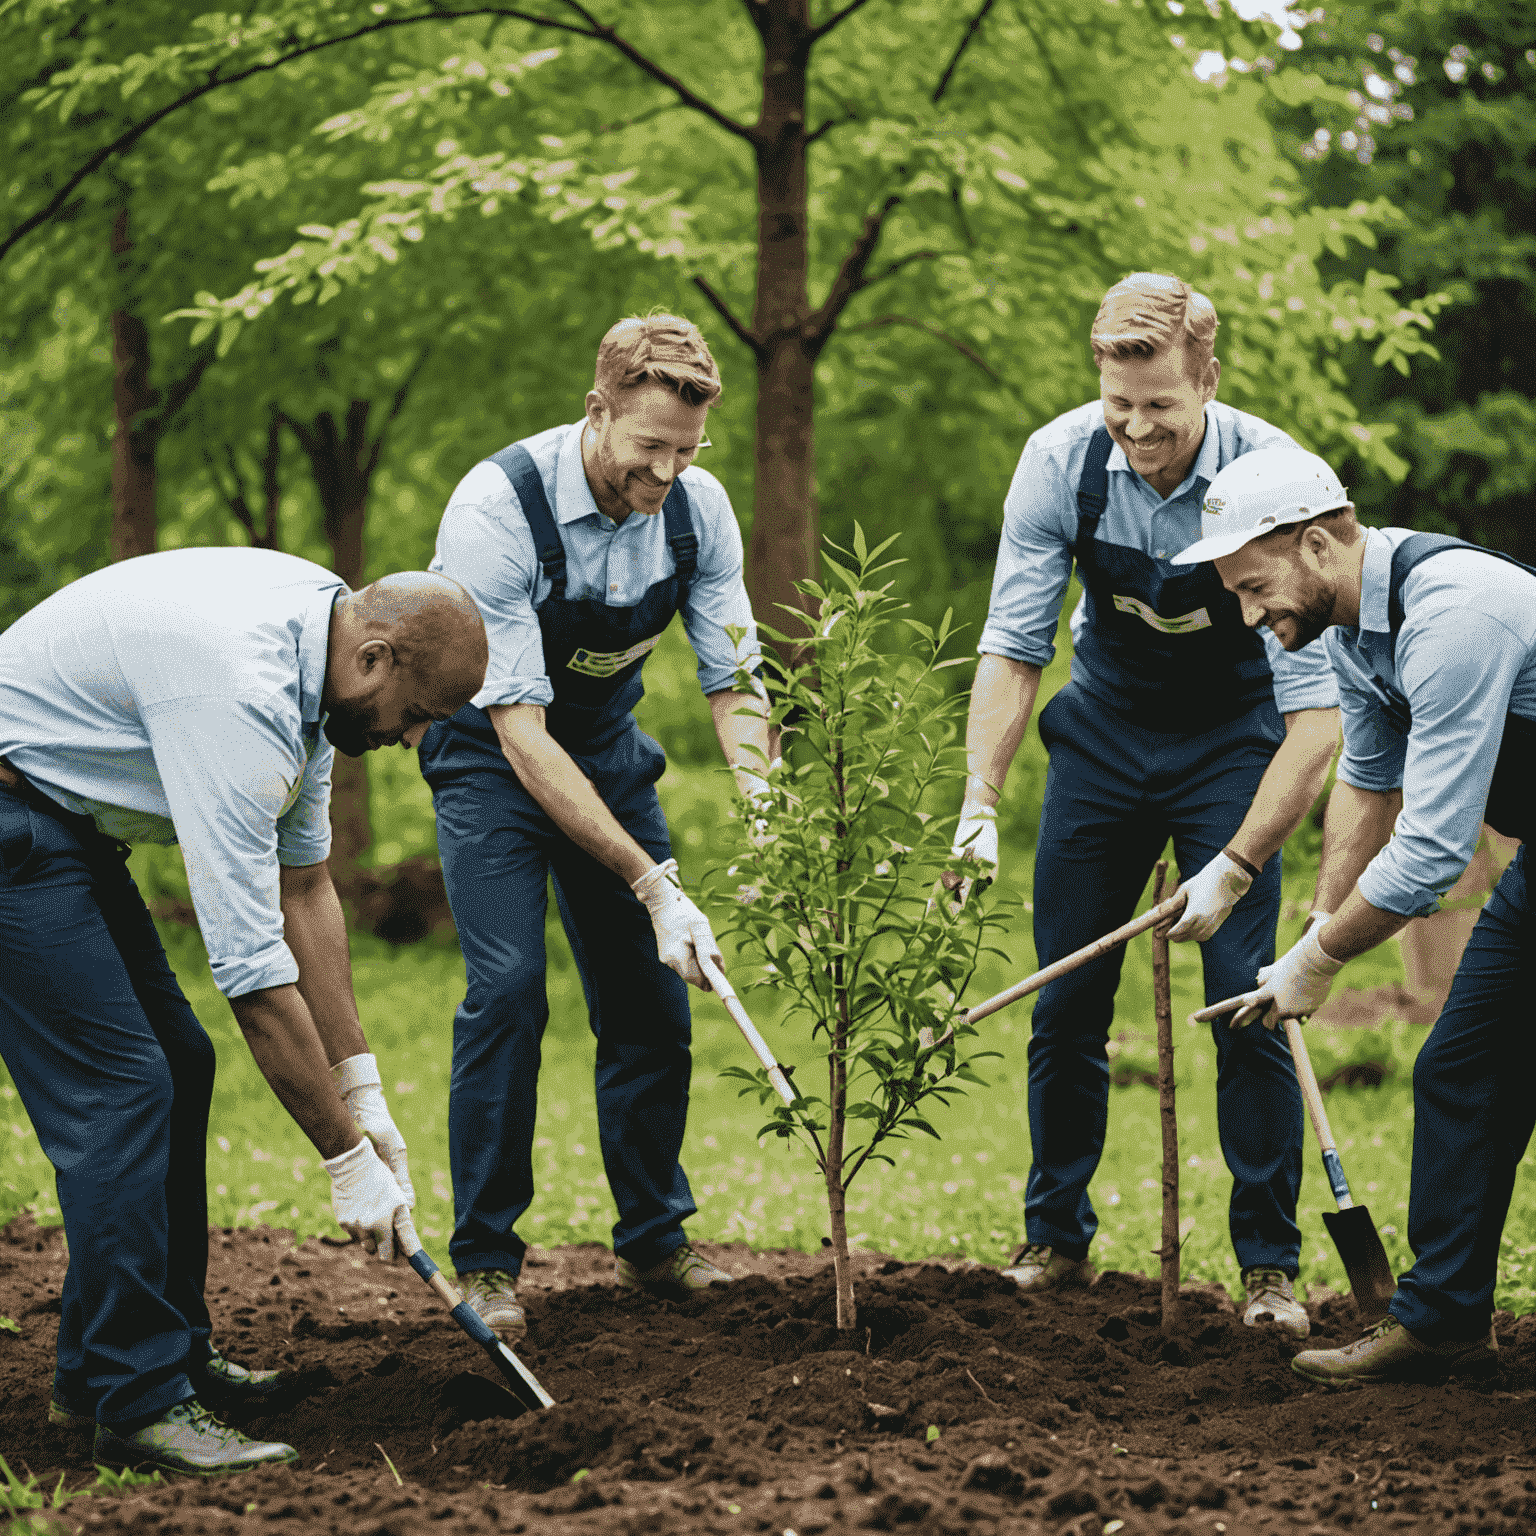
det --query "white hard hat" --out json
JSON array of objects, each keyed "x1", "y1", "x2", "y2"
[{"x1": 1171, "y1": 446, "x2": 1350, "y2": 565}]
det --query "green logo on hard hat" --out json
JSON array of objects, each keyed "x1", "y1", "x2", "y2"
[{"x1": 1204, "y1": 496, "x2": 1225, "y2": 515}]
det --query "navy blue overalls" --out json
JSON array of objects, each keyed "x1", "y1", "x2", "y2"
[
  {"x1": 1376, "y1": 536, "x2": 1536, "y2": 1342},
  {"x1": 1025, "y1": 428, "x2": 1304, "y2": 1273},
  {"x1": 419, "y1": 443, "x2": 701, "y2": 1279}
]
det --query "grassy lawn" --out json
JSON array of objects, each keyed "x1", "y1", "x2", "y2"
[{"x1": 3, "y1": 621, "x2": 1533, "y2": 1314}]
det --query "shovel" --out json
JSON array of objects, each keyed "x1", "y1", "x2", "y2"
[
  {"x1": 396, "y1": 1221, "x2": 555, "y2": 1412},
  {"x1": 699, "y1": 954, "x2": 797, "y2": 1106},
  {"x1": 1281, "y1": 1019, "x2": 1398, "y2": 1325}
]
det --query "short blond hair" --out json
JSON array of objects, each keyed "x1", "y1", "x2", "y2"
[
  {"x1": 593, "y1": 313, "x2": 722, "y2": 408},
  {"x1": 1090, "y1": 272, "x2": 1219, "y2": 375}
]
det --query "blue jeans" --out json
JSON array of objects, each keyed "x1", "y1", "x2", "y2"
[
  {"x1": 0, "y1": 784, "x2": 212, "y2": 1426},
  {"x1": 1024, "y1": 686, "x2": 1304, "y2": 1273},
  {"x1": 1391, "y1": 845, "x2": 1535, "y2": 1343},
  {"x1": 421, "y1": 719, "x2": 696, "y2": 1278}
]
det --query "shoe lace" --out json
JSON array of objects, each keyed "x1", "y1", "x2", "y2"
[
  {"x1": 172, "y1": 1400, "x2": 236, "y2": 1442},
  {"x1": 1245, "y1": 1267, "x2": 1289, "y2": 1295},
  {"x1": 1360, "y1": 1315, "x2": 1400, "y2": 1344},
  {"x1": 670, "y1": 1244, "x2": 710, "y2": 1275},
  {"x1": 464, "y1": 1269, "x2": 517, "y2": 1299},
  {"x1": 1010, "y1": 1242, "x2": 1051, "y2": 1267}
]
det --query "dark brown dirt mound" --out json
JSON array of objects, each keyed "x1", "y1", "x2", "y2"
[{"x1": 2, "y1": 1214, "x2": 1534, "y2": 1534}]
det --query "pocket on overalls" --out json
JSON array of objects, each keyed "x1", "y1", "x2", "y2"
[{"x1": 0, "y1": 801, "x2": 37, "y2": 881}]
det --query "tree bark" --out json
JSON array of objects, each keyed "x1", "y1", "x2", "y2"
[
  {"x1": 109, "y1": 212, "x2": 157, "y2": 563},
  {"x1": 1152, "y1": 861, "x2": 1180, "y2": 1337}
]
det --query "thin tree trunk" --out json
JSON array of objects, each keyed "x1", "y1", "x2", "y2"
[
  {"x1": 109, "y1": 213, "x2": 156, "y2": 563},
  {"x1": 826, "y1": 988, "x2": 855, "y2": 1331},
  {"x1": 1152, "y1": 860, "x2": 1180, "y2": 1336}
]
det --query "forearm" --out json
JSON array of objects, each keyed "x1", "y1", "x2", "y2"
[
  {"x1": 1318, "y1": 887, "x2": 1412, "y2": 962},
  {"x1": 228, "y1": 985, "x2": 361, "y2": 1161},
  {"x1": 1315, "y1": 779, "x2": 1402, "y2": 915},
  {"x1": 488, "y1": 703, "x2": 654, "y2": 884},
  {"x1": 1227, "y1": 708, "x2": 1340, "y2": 869},
  {"x1": 964, "y1": 654, "x2": 1043, "y2": 807},
  {"x1": 708, "y1": 686, "x2": 773, "y2": 798},
  {"x1": 280, "y1": 868, "x2": 368, "y2": 1066}
]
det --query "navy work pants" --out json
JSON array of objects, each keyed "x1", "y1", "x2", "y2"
[
  {"x1": 1392, "y1": 844, "x2": 1535, "y2": 1342},
  {"x1": 422, "y1": 720, "x2": 696, "y2": 1278},
  {"x1": 0, "y1": 786, "x2": 211, "y2": 1427},
  {"x1": 1025, "y1": 686, "x2": 1304, "y2": 1273}
]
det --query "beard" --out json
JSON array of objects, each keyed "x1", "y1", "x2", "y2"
[
  {"x1": 323, "y1": 698, "x2": 382, "y2": 758},
  {"x1": 1265, "y1": 574, "x2": 1336, "y2": 651}
]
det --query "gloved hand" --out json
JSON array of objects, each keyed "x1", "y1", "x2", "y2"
[
  {"x1": 324, "y1": 1137, "x2": 411, "y2": 1260},
  {"x1": 1167, "y1": 851, "x2": 1253, "y2": 944},
  {"x1": 940, "y1": 791, "x2": 998, "y2": 912},
  {"x1": 632, "y1": 857, "x2": 724, "y2": 990},
  {"x1": 332, "y1": 1053, "x2": 416, "y2": 1209},
  {"x1": 1194, "y1": 915, "x2": 1344, "y2": 1030},
  {"x1": 738, "y1": 757, "x2": 783, "y2": 853}
]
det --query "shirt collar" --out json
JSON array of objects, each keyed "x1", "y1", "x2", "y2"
[
  {"x1": 554, "y1": 419, "x2": 609, "y2": 527},
  {"x1": 1357, "y1": 526, "x2": 1393, "y2": 635},
  {"x1": 302, "y1": 585, "x2": 344, "y2": 725},
  {"x1": 1105, "y1": 404, "x2": 1219, "y2": 502}
]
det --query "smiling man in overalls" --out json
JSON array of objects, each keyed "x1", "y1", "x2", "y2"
[
  {"x1": 953, "y1": 273, "x2": 1341, "y2": 1335},
  {"x1": 422, "y1": 314, "x2": 771, "y2": 1339}
]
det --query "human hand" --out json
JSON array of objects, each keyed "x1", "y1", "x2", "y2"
[
  {"x1": 1194, "y1": 916, "x2": 1344, "y2": 1029},
  {"x1": 332, "y1": 1054, "x2": 416, "y2": 1208},
  {"x1": 324, "y1": 1138, "x2": 411, "y2": 1260},
  {"x1": 1167, "y1": 852, "x2": 1253, "y2": 944},
  {"x1": 632, "y1": 857, "x2": 724, "y2": 990},
  {"x1": 940, "y1": 795, "x2": 999, "y2": 910}
]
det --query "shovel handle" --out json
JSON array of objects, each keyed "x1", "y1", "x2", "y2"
[
  {"x1": 1283, "y1": 1019, "x2": 1355, "y2": 1211},
  {"x1": 961, "y1": 889, "x2": 1189, "y2": 1026},
  {"x1": 699, "y1": 954, "x2": 798, "y2": 1107}
]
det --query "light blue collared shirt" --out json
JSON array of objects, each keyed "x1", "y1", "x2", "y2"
[
  {"x1": 0, "y1": 548, "x2": 342, "y2": 998},
  {"x1": 430, "y1": 421, "x2": 760, "y2": 710},
  {"x1": 1326, "y1": 526, "x2": 1536, "y2": 917},
  {"x1": 979, "y1": 399, "x2": 1339, "y2": 715}
]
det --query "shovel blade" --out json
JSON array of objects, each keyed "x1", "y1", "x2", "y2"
[{"x1": 1321, "y1": 1205, "x2": 1398, "y2": 1325}]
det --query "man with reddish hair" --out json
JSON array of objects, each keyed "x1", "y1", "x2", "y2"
[
  {"x1": 952, "y1": 273, "x2": 1341, "y2": 1334},
  {"x1": 421, "y1": 313, "x2": 772, "y2": 1336}
]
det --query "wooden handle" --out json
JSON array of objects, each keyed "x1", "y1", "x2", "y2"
[
  {"x1": 962, "y1": 889, "x2": 1189, "y2": 1026},
  {"x1": 1282, "y1": 1019, "x2": 1335, "y2": 1153},
  {"x1": 699, "y1": 955, "x2": 798, "y2": 1107}
]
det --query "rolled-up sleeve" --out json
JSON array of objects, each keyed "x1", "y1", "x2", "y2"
[
  {"x1": 143, "y1": 698, "x2": 308, "y2": 998},
  {"x1": 1356, "y1": 609, "x2": 1526, "y2": 917},
  {"x1": 1265, "y1": 631, "x2": 1339, "y2": 714},
  {"x1": 977, "y1": 449, "x2": 1076, "y2": 666},
  {"x1": 431, "y1": 467, "x2": 552, "y2": 710},
  {"x1": 275, "y1": 727, "x2": 333, "y2": 867},
  {"x1": 678, "y1": 470, "x2": 760, "y2": 694}
]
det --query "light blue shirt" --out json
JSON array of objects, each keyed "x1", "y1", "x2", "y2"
[
  {"x1": 1326, "y1": 526, "x2": 1536, "y2": 917},
  {"x1": 979, "y1": 399, "x2": 1339, "y2": 715},
  {"x1": 430, "y1": 421, "x2": 760, "y2": 710},
  {"x1": 0, "y1": 548, "x2": 342, "y2": 999}
]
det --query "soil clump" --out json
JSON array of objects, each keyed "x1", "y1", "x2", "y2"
[{"x1": 2, "y1": 1214, "x2": 1533, "y2": 1533}]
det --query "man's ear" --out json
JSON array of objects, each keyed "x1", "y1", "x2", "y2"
[
  {"x1": 583, "y1": 390, "x2": 607, "y2": 431},
  {"x1": 1201, "y1": 356, "x2": 1221, "y2": 402},
  {"x1": 354, "y1": 638, "x2": 394, "y2": 679}
]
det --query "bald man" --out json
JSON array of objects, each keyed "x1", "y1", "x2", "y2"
[{"x1": 0, "y1": 548, "x2": 486, "y2": 1478}]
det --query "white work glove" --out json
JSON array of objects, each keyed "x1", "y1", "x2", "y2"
[
  {"x1": 939, "y1": 791, "x2": 998, "y2": 913},
  {"x1": 1167, "y1": 852, "x2": 1253, "y2": 944},
  {"x1": 738, "y1": 757, "x2": 782, "y2": 853},
  {"x1": 1195, "y1": 914, "x2": 1344, "y2": 1030},
  {"x1": 332, "y1": 1053, "x2": 416, "y2": 1209},
  {"x1": 632, "y1": 857, "x2": 724, "y2": 990},
  {"x1": 324, "y1": 1137, "x2": 411, "y2": 1260}
]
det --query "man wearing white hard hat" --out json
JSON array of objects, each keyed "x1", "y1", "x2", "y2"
[
  {"x1": 1174, "y1": 444, "x2": 1536, "y2": 1384},
  {"x1": 954, "y1": 273, "x2": 1341, "y2": 1335}
]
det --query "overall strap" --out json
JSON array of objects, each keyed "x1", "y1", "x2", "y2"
[
  {"x1": 661, "y1": 479, "x2": 698, "y2": 590},
  {"x1": 1074, "y1": 428, "x2": 1114, "y2": 554},
  {"x1": 486, "y1": 443, "x2": 567, "y2": 601},
  {"x1": 1387, "y1": 533, "x2": 1536, "y2": 646}
]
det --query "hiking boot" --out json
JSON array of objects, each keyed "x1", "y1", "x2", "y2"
[
  {"x1": 93, "y1": 1398, "x2": 299, "y2": 1478},
  {"x1": 1001, "y1": 1243, "x2": 1096, "y2": 1294},
  {"x1": 615, "y1": 1242, "x2": 733, "y2": 1299},
  {"x1": 1241, "y1": 1267, "x2": 1311, "y2": 1339},
  {"x1": 1291, "y1": 1314, "x2": 1499, "y2": 1386},
  {"x1": 455, "y1": 1268, "x2": 526, "y2": 1341},
  {"x1": 194, "y1": 1351, "x2": 288, "y2": 1408}
]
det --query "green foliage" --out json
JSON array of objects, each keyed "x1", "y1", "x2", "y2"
[
  {"x1": 0, "y1": 1316, "x2": 18, "y2": 1336},
  {"x1": 0, "y1": 1453, "x2": 160, "y2": 1523},
  {"x1": 709, "y1": 530, "x2": 1020, "y2": 1210}
]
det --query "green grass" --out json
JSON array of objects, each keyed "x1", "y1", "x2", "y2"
[{"x1": 3, "y1": 619, "x2": 1533, "y2": 1314}]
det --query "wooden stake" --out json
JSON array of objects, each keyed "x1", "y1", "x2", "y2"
[{"x1": 1151, "y1": 861, "x2": 1180, "y2": 1337}]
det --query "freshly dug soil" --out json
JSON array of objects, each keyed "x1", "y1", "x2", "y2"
[{"x1": 2, "y1": 1214, "x2": 1534, "y2": 1534}]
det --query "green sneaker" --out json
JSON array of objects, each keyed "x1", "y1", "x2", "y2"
[
  {"x1": 93, "y1": 1398, "x2": 299, "y2": 1478},
  {"x1": 47, "y1": 1397, "x2": 94, "y2": 1435},
  {"x1": 194, "y1": 1351, "x2": 288, "y2": 1408},
  {"x1": 1291, "y1": 1313, "x2": 1499, "y2": 1386},
  {"x1": 1001, "y1": 1243, "x2": 1096, "y2": 1294},
  {"x1": 455, "y1": 1269, "x2": 526, "y2": 1341},
  {"x1": 615, "y1": 1243, "x2": 733, "y2": 1299},
  {"x1": 1241, "y1": 1267, "x2": 1312, "y2": 1339}
]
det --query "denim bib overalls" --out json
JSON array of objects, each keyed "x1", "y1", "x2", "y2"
[
  {"x1": 419, "y1": 443, "x2": 702, "y2": 1279},
  {"x1": 1025, "y1": 428, "x2": 1304, "y2": 1274},
  {"x1": 1368, "y1": 534, "x2": 1536, "y2": 1342}
]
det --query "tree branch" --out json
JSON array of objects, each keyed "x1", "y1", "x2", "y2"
[
  {"x1": 692, "y1": 275, "x2": 765, "y2": 361},
  {"x1": 809, "y1": 0, "x2": 884, "y2": 45},
  {"x1": 142, "y1": 345, "x2": 216, "y2": 451},
  {"x1": 840, "y1": 315, "x2": 1002, "y2": 381},
  {"x1": 932, "y1": 0, "x2": 997, "y2": 104},
  {"x1": 205, "y1": 442, "x2": 257, "y2": 544},
  {"x1": 865, "y1": 248, "x2": 947, "y2": 287},
  {"x1": 806, "y1": 195, "x2": 901, "y2": 353},
  {"x1": 365, "y1": 349, "x2": 434, "y2": 478},
  {"x1": 1011, "y1": 0, "x2": 1097, "y2": 157}
]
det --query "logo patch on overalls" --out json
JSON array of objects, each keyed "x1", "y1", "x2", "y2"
[
  {"x1": 567, "y1": 633, "x2": 662, "y2": 678},
  {"x1": 1204, "y1": 495, "x2": 1225, "y2": 515},
  {"x1": 1112, "y1": 594, "x2": 1212, "y2": 634}
]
